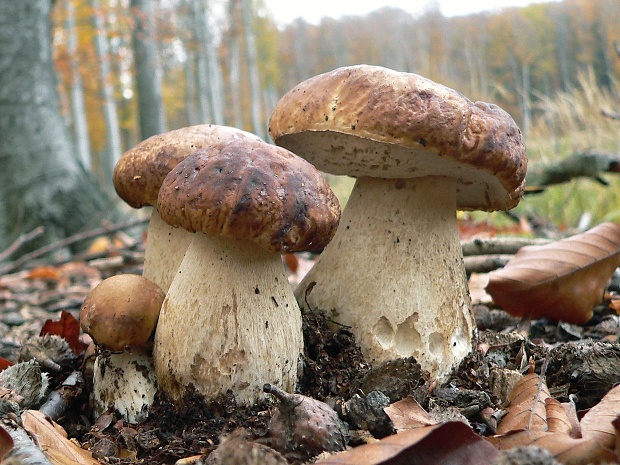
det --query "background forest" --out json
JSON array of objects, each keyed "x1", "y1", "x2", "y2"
[{"x1": 2, "y1": 0, "x2": 620, "y2": 251}]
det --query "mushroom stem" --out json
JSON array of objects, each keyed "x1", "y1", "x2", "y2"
[
  {"x1": 153, "y1": 234, "x2": 303, "y2": 404},
  {"x1": 296, "y1": 175, "x2": 475, "y2": 379},
  {"x1": 142, "y1": 208, "x2": 194, "y2": 293},
  {"x1": 92, "y1": 348, "x2": 157, "y2": 424}
]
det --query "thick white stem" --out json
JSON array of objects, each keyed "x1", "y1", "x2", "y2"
[
  {"x1": 92, "y1": 348, "x2": 156, "y2": 424},
  {"x1": 142, "y1": 208, "x2": 194, "y2": 293},
  {"x1": 153, "y1": 234, "x2": 303, "y2": 404},
  {"x1": 296, "y1": 176, "x2": 475, "y2": 380}
]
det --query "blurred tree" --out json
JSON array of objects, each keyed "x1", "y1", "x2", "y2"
[
  {"x1": 131, "y1": 0, "x2": 167, "y2": 140},
  {"x1": 91, "y1": 0, "x2": 122, "y2": 189},
  {"x1": 0, "y1": 0, "x2": 113, "y2": 252}
]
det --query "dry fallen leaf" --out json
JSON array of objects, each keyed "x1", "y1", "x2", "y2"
[
  {"x1": 0, "y1": 425, "x2": 14, "y2": 461},
  {"x1": 383, "y1": 396, "x2": 436, "y2": 431},
  {"x1": 315, "y1": 421, "x2": 498, "y2": 465},
  {"x1": 21, "y1": 410, "x2": 99, "y2": 465},
  {"x1": 486, "y1": 222, "x2": 620, "y2": 323},
  {"x1": 489, "y1": 372, "x2": 620, "y2": 464},
  {"x1": 40, "y1": 311, "x2": 88, "y2": 355}
]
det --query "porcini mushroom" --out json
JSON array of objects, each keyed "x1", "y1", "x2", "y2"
[
  {"x1": 80, "y1": 274, "x2": 165, "y2": 423},
  {"x1": 113, "y1": 124, "x2": 261, "y2": 292},
  {"x1": 153, "y1": 138, "x2": 340, "y2": 404},
  {"x1": 269, "y1": 65, "x2": 527, "y2": 379}
]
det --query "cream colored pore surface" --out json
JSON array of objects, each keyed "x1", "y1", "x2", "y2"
[{"x1": 276, "y1": 131, "x2": 509, "y2": 211}]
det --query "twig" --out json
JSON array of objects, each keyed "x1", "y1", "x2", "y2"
[
  {"x1": 39, "y1": 371, "x2": 84, "y2": 421},
  {"x1": 0, "y1": 218, "x2": 148, "y2": 276},
  {"x1": 464, "y1": 254, "x2": 512, "y2": 274},
  {"x1": 0, "y1": 227, "x2": 45, "y2": 263},
  {"x1": 461, "y1": 237, "x2": 551, "y2": 257},
  {"x1": 601, "y1": 108, "x2": 620, "y2": 120}
]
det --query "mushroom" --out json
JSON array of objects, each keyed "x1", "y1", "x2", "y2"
[
  {"x1": 113, "y1": 124, "x2": 261, "y2": 292},
  {"x1": 269, "y1": 65, "x2": 527, "y2": 380},
  {"x1": 80, "y1": 274, "x2": 165, "y2": 423},
  {"x1": 153, "y1": 138, "x2": 340, "y2": 404}
]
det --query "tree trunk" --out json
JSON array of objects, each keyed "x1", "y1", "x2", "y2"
[
  {"x1": 91, "y1": 0, "x2": 122, "y2": 190},
  {"x1": 241, "y1": 0, "x2": 263, "y2": 138},
  {"x1": 131, "y1": 0, "x2": 166, "y2": 141},
  {"x1": 191, "y1": 0, "x2": 224, "y2": 125},
  {"x1": 65, "y1": 0, "x2": 92, "y2": 170},
  {"x1": 0, "y1": 0, "x2": 112, "y2": 251}
]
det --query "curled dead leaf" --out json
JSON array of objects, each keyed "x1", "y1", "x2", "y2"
[
  {"x1": 315, "y1": 421, "x2": 498, "y2": 465},
  {"x1": 486, "y1": 222, "x2": 620, "y2": 323},
  {"x1": 490, "y1": 372, "x2": 620, "y2": 464}
]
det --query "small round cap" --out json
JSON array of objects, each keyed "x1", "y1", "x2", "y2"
[
  {"x1": 157, "y1": 138, "x2": 340, "y2": 253},
  {"x1": 113, "y1": 125, "x2": 261, "y2": 208},
  {"x1": 80, "y1": 274, "x2": 165, "y2": 351},
  {"x1": 269, "y1": 65, "x2": 527, "y2": 211}
]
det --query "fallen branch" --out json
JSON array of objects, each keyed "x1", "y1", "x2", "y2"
[
  {"x1": 464, "y1": 254, "x2": 512, "y2": 274},
  {"x1": 0, "y1": 227, "x2": 45, "y2": 263},
  {"x1": 601, "y1": 108, "x2": 620, "y2": 120},
  {"x1": 0, "y1": 218, "x2": 148, "y2": 276},
  {"x1": 525, "y1": 150, "x2": 620, "y2": 193},
  {"x1": 461, "y1": 237, "x2": 551, "y2": 256}
]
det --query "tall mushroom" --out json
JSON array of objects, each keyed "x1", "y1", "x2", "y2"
[
  {"x1": 80, "y1": 274, "x2": 165, "y2": 423},
  {"x1": 113, "y1": 124, "x2": 261, "y2": 292},
  {"x1": 269, "y1": 65, "x2": 527, "y2": 380},
  {"x1": 153, "y1": 138, "x2": 340, "y2": 405}
]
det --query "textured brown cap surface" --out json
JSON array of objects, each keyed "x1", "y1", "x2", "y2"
[
  {"x1": 269, "y1": 65, "x2": 527, "y2": 211},
  {"x1": 113, "y1": 125, "x2": 260, "y2": 208},
  {"x1": 157, "y1": 139, "x2": 340, "y2": 253},
  {"x1": 80, "y1": 274, "x2": 165, "y2": 351}
]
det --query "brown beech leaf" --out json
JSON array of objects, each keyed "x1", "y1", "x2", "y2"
[
  {"x1": 383, "y1": 396, "x2": 436, "y2": 431},
  {"x1": 497, "y1": 372, "x2": 550, "y2": 434},
  {"x1": 315, "y1": 422, "x2": 498, "y2": 465},
  {"x1": 486, "y1": 222, "x2": 620, "y2": 323},
  {"x1": 0, "y1": 425, "x2": 14, "y2": 461},
  {"x1": 21, "y1": 410, "x2": 99, "y2": 465},
  {"x1": 489, "y1": 374, "x2": 620, "y2": 464}
]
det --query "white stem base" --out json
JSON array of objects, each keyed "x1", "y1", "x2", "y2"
[
  {"x1": 296, "y1": 176, "x2": 475, "y2": 380},
  {"x1": 142, "y1": 209, "x2": 194, "y2": 293},
  {"x1": 153, "y1": 235, "x2": 303, "y2": 404},
  {"x1": 92, "y1": 349, "x2": 156, "y2": 424}
]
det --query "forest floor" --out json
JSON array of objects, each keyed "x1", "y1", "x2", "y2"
[{"x1": 0, "y1": 227, "x2": 619, "y2": 465}]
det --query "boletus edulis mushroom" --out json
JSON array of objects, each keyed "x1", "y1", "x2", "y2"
[
  {"x1": 269, "y1": 65, "x2": 527, "y2": 380},
  {"x1": 153, "y1": 138, "x2": 340, "y2": 405}
]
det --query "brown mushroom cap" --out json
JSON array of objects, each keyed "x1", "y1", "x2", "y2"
[
  {"x1": 80, "y1": 274, "x2": 165, "y2": 351},
  {"x1": 269, "y1": 65, "x2": 527, "y2": 211},
  {"x1": 156, "y1": 138, "x2": 340, "y2": 253},
  {"x1": 113, "y1": 125, "x2": 261, "y2": 208}
]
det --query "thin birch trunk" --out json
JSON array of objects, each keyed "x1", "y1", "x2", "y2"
[
  {"x1": 203, "y1": 1, "x2": 225, "y2": 125},
  {"x1": 91, "y1": 0, "x2": 122, "y2": 189},
  {"x1": 241, "y1": 0, "x2": 263, "y2": 138},
  {"x1": 192, "y1": 0, "x2": 211, "y2": 123},
  {"x1": 65, "y1": 0, "x2": 92, "y2": 170},
  {"x1": 131, "y1": 0, "x2": 167, "y2": 140}
]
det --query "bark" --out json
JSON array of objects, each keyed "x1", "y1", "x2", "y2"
[
  {"x1": 0, "y1": 0, "x2": 113, "y2": 251},
  {"x1": 131, "y1": 0, "x2": 167, "y2": 140},
  {"x1": 64, "y1": 0, "x2": 92, "y2": 170}
]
